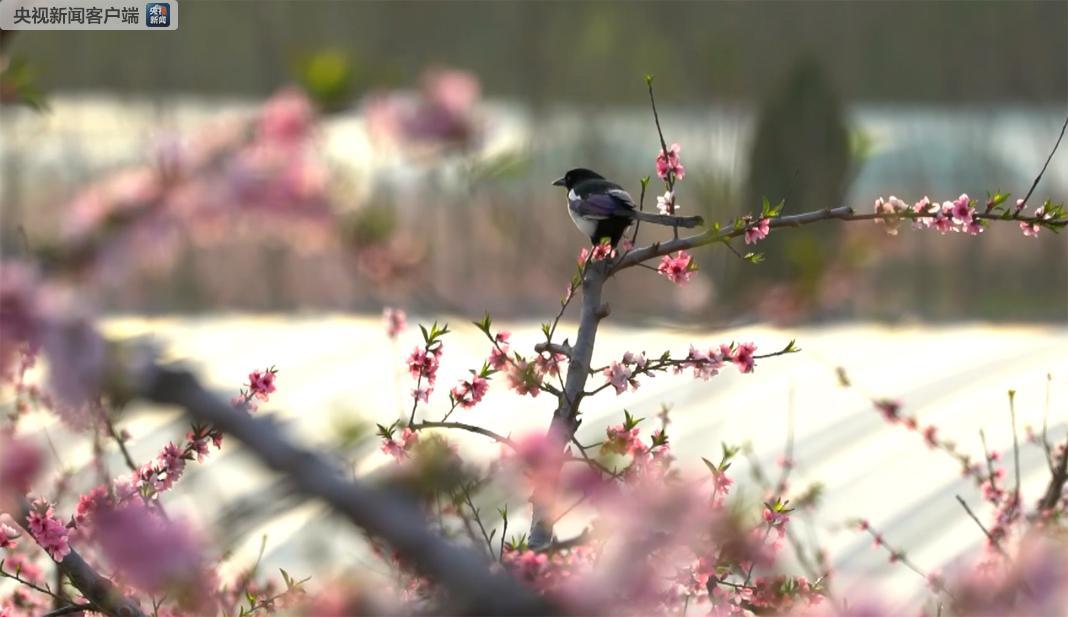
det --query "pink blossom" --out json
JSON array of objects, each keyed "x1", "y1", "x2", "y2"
[
  {"x1": 603, "y1": 361, "x2": 637, "y2": 395},
  {"x1": 406, "y1": 346, "x2": 442, "y2": 384},
  {"x1": 874, "y1": 196, "x2": 907, "y2": 235},
  {"x1": 381, "y1": 428, "x2": 419, "y2": 462},
  {"x1": 874, "y1": 399, "x2": 901, "y2": 423},
  {"x1": 744, "y1": 217, "x2": 771, "y2": 245},
  {"x1": 579, "y1": 244, "x2": 615, "y2": 264},
  {"x1": 1020, "y1": 220, "x2": 1041, "y2": 237},
  {"x1": 655, "y1": 143, "x2": 686, "y2": 181},
  {"x1": 622, "y1": 351, "x2": 647, "y2": 368},
  {"x1": 75, "y1": 484, "x2": 113, "y2": 526},
  {"x1": 247, "y1": 369, "x2": 277, "y2": 401},
  {"x1": 0, "y1": 523, "x2": 18, "y2": 550},
  {"x1": 26, "y1": 499, "x2": 70, "y2": 561},
  {"x1": 1020, "y1": 205, "x2": 1051, "y2": 237},
  {"x1": 933, "y1": 203, "x2": 955, "y2": 234},
  {"x1": 711, "y1": 468, "x2": 734, "y2": 497},
  {"x1": 450, "y1": 373, "x2": 489, "y2": 409},
  {"x1": 731, "y1": 342, "x2": 757, "y2": 373},
  {"x1": 912, "y1": 196, "x2": 935, "y2": 228},
  {"x1": 411, "y1": 386, "x2": 431, "y2": 403},
  {"x1": 383, "y1": 307, "x2": 407, "y2": 339},
  {"x1": 0, "y1": 432, "x2": 42, "y2": 510},
  {"x1": 950, "y1": 193, "x2": 974, "y2": 224},
  {"x1": 762, "y1": 507, "x2": 790, "y2": 538},
  {"x1": 656, "y1": 191, "x2": 678, "y2": 215},
  {"x1": 137, "y1": 441, "x2": 188, "y2": 495},
  {"x1": 604, "y1": 423, "x2": 644, "y2": 456},
  {"x1": 683, "y1": 345, "x2": 724, "y2": 380},
  {"x1": 534, "y1": 352, "x2": 566, "y2": 378},
  {"x1": 506, "y1": 358, "x2": 541, "y2": 398},
  {"x1": 488, "y1": 346, "x2": 509, "y2": 371},
  {"x1": 591, "y1": 242, "x2": 615, "y2": 261},
  {"x1": 962, "y1": 218, "x2": 984, "y2": 235},
  {"x1": 657, "y1": 251, "x2": 696, "y2": 285}
]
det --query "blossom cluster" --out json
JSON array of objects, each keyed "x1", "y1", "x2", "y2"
[{"x1": 25, "y1": 499, "x2": 69, "y2": 562}]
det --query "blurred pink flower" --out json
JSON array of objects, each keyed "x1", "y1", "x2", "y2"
[
  {"x1": 365, "y1": 67, "x2": 482, "y2": 152},
  {"x1": 0, "y1": 523, "x2": 19, "y2": 549},
  {"x1": 0, "y1": 432, "x2": 42, "y2": 510},
  {"x1": 94, "y1": 502, "x2": 214, "y2": 610},
  {"x1": 506, "y1": 358, "x2": 541, "y2": 398},
  {"x1": 383, "y1": 307, "x2": 407, "y2": 339},
  {"x1": 381, "y1": 428, "x2": 419, "y2": 462},
  {"x1": 258, "y1": 87, "x2": 315, "y2": 146}
]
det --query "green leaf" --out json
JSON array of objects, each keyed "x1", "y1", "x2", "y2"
[
  {"x1": 744, "y1": 252, "x2": 765, "y2": 264},
  {"x1": 623, "y1": 409, "x2": 644, "y2": 430},
  {"x1": 419, "y1": 324, "x2": 429, "y2": 344}
]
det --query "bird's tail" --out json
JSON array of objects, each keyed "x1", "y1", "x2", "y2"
[{"x1": 629, "y1": 211, "x2": 704, "y2": 228}]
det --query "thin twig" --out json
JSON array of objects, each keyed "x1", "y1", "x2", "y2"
[
  {"x1": 954, "y1": 495, "x2": 1009, "y2": 558},
  {"x1": 1008, "y1": 391, "x2": 1021, "y2": 500},
  {"x1": 460, "y1": 483, "x2": 496, "y2": 560},
  {"x1": 1019, "y1": 112, "x2": 1068, "y2": 207},
  {"x1": 411, "y1": 420, "x2": 517, "y2": 449}
]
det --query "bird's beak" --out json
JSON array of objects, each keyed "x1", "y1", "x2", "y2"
[{"x1": 552, "y1": 177, "x2": 567, "y2": 187}]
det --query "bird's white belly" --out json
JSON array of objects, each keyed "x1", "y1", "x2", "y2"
[{"x1": 567, "y1": 202, "x2": 599, "y2": 238}]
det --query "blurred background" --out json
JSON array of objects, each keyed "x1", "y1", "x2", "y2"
[
  {"x1": 2, "y1": 0, "x2": 1066, "y2": 323},
  {"x1": 2, "y1": 1, "x2": 1067, "y2": 611}
]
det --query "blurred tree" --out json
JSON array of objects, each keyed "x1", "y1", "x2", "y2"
[{"x1": 734, "y1": 59, "x2": 852, "y2": 318}]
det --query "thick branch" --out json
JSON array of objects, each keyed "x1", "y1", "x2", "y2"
[
  {"x1": 613, "y1": 206, "x2": 856, "y2": 272},
  {"x1": 135, "y1": 366, "x2": 553, "y2": 615},
  {"x1": 613, "y1": 206, "x2": 1068, "y2": 274},
  {"x1": 528, "y1": 260, "x2": 610, "y2": 548}
]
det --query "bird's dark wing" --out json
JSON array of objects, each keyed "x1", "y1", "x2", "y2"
[{"x1": 570, "y1": 192, "x2": 635, "y2": 220}]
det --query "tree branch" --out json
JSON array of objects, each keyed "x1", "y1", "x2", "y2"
[
  {"x1": 412, "y1": 420, "x2": 517, "y2": 449},
  {"x1": 132, "y1": 365, "x2": 554, "y2": 615},
  {"x1": 528, "y1": 259, "x2": 610, "y2": 548},
  {"x1": 1039, "y1": 435, "x2": 1068, "y2": 512}
]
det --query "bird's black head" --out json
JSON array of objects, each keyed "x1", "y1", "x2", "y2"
[{"x1": 552, "y1": 168, "x2": 604, "y2": 189}]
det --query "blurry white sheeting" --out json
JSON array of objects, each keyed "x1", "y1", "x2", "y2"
[
  {"x1": 2, "y1": 95, "x2": 1064, "y2": 209},
  {"x1": 17, "y1": 315, "x2": 1066, "y2": 609}
]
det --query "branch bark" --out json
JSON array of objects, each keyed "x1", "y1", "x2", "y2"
[
  {"x1": 1039, "y1": 436, "x2": 1068, "y2": 511},
  {"x1": 528, "y1": 260, "x2": 609, "y2": 548},
  {"x1": 135, "y1": 366, "x2": 554, "y2": 615}
]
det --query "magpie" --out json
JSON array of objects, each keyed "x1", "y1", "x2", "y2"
[{"x1": 552, "y1": 168, "x2": 704, "y2": 247}]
